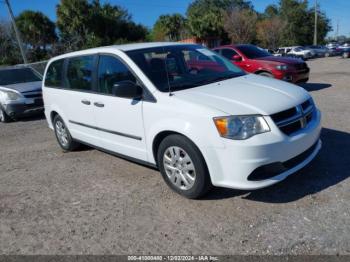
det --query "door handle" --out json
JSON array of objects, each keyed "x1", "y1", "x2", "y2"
[
  {"x1": 81, "y1": 99, "x2": 91, "y2": 105},
  {"x1": 94, "y1": 102, "x2": 105, "y2": 108}
]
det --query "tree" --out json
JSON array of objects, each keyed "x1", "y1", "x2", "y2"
[
  {"x1": 56, "y1": 0, "x2": 147, "y2": 52},
  {"x1": 264, "y1": 4, "x2": 279, "y2": 18},
  {"x1": 257, "y1": 17, "x2": 286, "y2": 49},
  {"x1": 153, "y1": 14, "x2": 187, "y2": 41},
  {"x1": 186, "y1": 0, "x2": 252, "y2": 39},
  {"x1": 223, "y1": 7, "x2": 257, "y2": 44},
  {"x1": 0, "y1": 21, "x2": 21, "y2": 65},
  {"x1": 277, "y1": 0, "x2": 331, "y2": 46},
  {"x1": 15, "y1": 11, "x2": 57, "y2": 61}
]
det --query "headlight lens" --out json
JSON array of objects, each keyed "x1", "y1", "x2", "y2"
[
  {"x1": 214, "y1": 115, "x2": 270, "y2": 140},
  {"x1": 276, "y1": 64, "x2": 288, "y2": 70},
  {"x1": 2, "y1": 90, "x2": 21, "y2": 101}
]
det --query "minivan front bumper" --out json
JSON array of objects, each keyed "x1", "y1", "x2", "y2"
[{"x1": 203, "y1": 109, "x2": 322, "y2": 190}]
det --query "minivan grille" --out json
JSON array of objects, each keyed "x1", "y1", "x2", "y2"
[{"x1": 271, "y1": 99, "x2": 315, "y2": 136}]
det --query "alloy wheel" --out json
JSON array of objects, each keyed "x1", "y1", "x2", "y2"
[
  {"x1": 55, "y1": 120, "x2": 69, "y2": 147},
  {"x1": 163, "y1": 146, "x2": 196, "y2": 190}
]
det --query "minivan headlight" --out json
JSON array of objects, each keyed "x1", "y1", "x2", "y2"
[
  {"x1": 2, "y1": 90, "x2": 21, "y2": 101},
  {"x1": 214, "y1": 115, "x2": 270, "y2": 140}
]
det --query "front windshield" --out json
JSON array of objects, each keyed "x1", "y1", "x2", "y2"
[
  {"x1": 126, "y1": 45, "x2": 245, "y2": 92},
  {"x1": 235, "y1": 45, "x2": 271, "y2": 59},
  {"x1": 0, "y1": 68, "x2": 42, "y2": 86}
]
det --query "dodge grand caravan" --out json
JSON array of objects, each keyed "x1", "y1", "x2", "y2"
[{"x1": 43, "y1": 43, "x2": 322, "y2": 199}]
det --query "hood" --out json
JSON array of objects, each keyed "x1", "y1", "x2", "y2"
[
  {"x1": 2, "y1": 81, "x2": 42, "y2": 93},
  {"x1": 255, "y1": 55, "x2": 304, "y2": 64},
  {"x1": 174, "y1": 74, "x2": 310, "y2": 116}
]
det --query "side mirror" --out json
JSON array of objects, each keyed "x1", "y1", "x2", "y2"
[
  {"x1": 112, "y1": 81, "x2": 143, "y2": 99},
  {"x1": 232, "y1": 54, "x2": 242, "y2": 61}
]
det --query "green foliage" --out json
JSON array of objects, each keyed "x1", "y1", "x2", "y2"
[
  {"x1": 277, "y1": 0, "x2": 332, "y2": 46},
  {"x1": 15, "y1": 11, "x2": 57, "y2": 61},
  {"x1": 0, "y1": 21, "x2": 21, "y2": 65},
  {"x1": 56, "y1": 0, "x2": 147, "y2": 52},
  {"x1": 186, "y1": 0, "x2": 252, "y2": 39},
  {"x1": 153, "y1": 14, "x2": 187, "y2": 41}
]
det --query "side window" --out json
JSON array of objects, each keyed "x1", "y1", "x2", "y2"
[
  {"x1": 66, "y1": 56, "x2": 94, "y2": 91},
  {"x1": 221, "y1": 49, "x2": 238, "y2": 60},
  {"x1": 97, "y1": 55, "x2": 136, "y2": 95},
  {"x1": 45, "y1": 60, "x2": 64, "y2": 87}
]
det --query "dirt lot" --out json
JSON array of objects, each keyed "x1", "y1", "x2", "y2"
[{"x1": 0, "y1": 57, "x2": 349, "y2": 255}]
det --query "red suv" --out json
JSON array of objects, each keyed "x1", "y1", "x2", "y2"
[{"x1": 213, "y1": 44, "x2": 310, "y2": 83}]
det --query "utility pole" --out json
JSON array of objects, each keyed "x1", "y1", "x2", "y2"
[
  {"x1": 336, "y1": 20, "x2": 339, "y2": 41},
  {"x1": 4, "y1": 0, "x2": 28, "y2": 64},
  {"x1": 313, "y1": 0, "x2": 318, "y2": 45}
]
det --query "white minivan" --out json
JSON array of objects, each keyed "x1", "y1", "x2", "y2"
[{"x1": 43, "y1": 43, "x2": 321, "y2": 198}]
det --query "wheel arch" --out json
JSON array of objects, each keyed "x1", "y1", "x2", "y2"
[
  {"x1": 152, "y1": 130, "x2": 188, "y2": 167},
  {"x1": 254, "y1": 69, "x2": 273, "y2": 76}
]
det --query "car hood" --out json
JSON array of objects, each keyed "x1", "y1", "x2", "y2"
[
  {"x1": 255, "y1": 55, "x2": 304, "y2": 64},
  {"x1": 174, "y1": 74, "x2": 310, "y2": 116},
  {"x1": 1, "y1": 81, "x2": 42, "y2": 93}
]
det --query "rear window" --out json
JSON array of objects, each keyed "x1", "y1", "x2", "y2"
[
  {"x1": 0, "y1": 68, "x2": 41, "y2": 86},
  {"x1": 45, "y1": 60, "x2": 64, "y2": 87}
]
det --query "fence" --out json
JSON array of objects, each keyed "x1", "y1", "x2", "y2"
[{"x1": 0, "y1": 60, "x2": 48, "y2": 76}]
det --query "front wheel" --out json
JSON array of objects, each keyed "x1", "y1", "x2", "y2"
[
  {"x1": 53, "y1": 115, "x2": 80, "y2": 151},
  {"x1": 157, "y1": 135, "x2": 212, "y2": 199}
]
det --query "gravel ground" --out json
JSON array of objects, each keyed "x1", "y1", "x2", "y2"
[{"x1": 0, "y1": 57, "x2": 349, "y2": 255}]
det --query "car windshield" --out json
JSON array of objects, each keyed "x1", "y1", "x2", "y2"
[
  {"x1": 0, "y1": 68, "x2": 42, "y2": 86},
  {"x1": 235, "y1": 45, "x2": 271, "y2": 59},
  {"x1": 126, "y1": 45, "x2": 245, "y2": 92}
]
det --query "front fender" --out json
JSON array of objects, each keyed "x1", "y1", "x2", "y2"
[{"x1": 145, "y1": 117, "x2": 225, "y2": 164}]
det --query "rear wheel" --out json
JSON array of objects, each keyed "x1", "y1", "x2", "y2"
[
  {"x1": 53, "y1": 115, "x2": 80, "y2": 151},
  {"x1": 157, "y1": 134, "x2": 212, "y2": 199},
  {"x1": 343, "y1": 52, "x2": 349, "y2": 59},
  {"x1": 0, "y1": 106, "x2": 11, "y2": 123}
]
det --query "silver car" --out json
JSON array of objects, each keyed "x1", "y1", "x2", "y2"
[{"x1": 0, "y1": 67, "x2": 43, "y2": 123}]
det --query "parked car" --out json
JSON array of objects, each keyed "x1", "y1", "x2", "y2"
[
  {"x1": 0, "y1": 66, "x2": 43, "y2": 123},
  {"x1": 304, "y1": 45, "x2": 328, "y2": 57},
  {"x1": 213, "y1": 44, "x2": 310, "y2": 83},
  {"x1": 43, "y1": 43, "x2": 322, "y2": 199},
  {"x1": 339, "y1": 42, "x2": 350, "y2": 49},
  {"x1": 326, "y1": 42, "x2": 339, "y2": 49},
  {"x1": 325, "y1": 47, "x2": 342, "y2": 57},
  {"x1": 288, "y1": 46, "x2": 315, "y2": 59},
  {"x1": 341, "y1": 47, "x2": 350, "y2": 58}
]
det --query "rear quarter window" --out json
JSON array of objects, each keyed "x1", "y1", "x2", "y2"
[{"x1": 45, "y1": 60, "x2": 64, "y2": 87}]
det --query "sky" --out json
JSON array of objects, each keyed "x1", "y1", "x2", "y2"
[{"x1": 0, "y1": 0, "x2": 349, "y2": 37}]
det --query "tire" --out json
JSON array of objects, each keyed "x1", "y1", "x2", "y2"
[
  {"x1": 325, "y1": 52, "x2": 330, "y2": 57},
  {"x1": 0, "y1": 105, "x2": 11, "y2": 123},
  {"x1": 157, "y1": 134, "x2": 212, "y2": 199},
  {"x1": 343, "y1": 52, "x2": 349, "y2": 59},
  {"x1": 53, "y1": 114, "x2": 80, "y2": 151},
  {"x1": 258, "y1": 72, "x2": 274, "y2": 78}
]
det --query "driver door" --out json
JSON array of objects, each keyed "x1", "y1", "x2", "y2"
[{"x1": 92, "y1": 54, "x2": 147, "y2": 161}]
